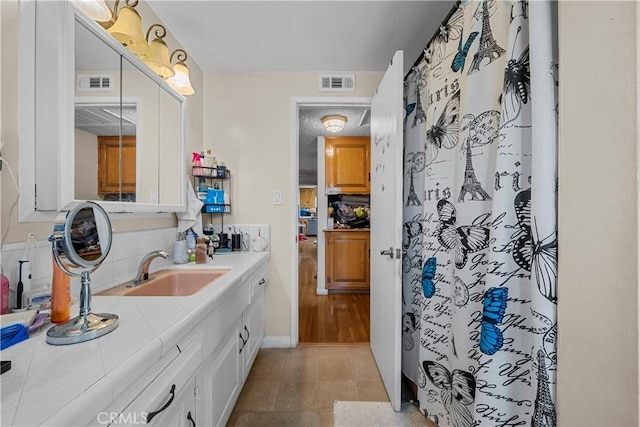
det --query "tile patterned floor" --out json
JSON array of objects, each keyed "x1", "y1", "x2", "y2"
[{"x1": 228, "y1": 345, "x2": 389, "y2": 426}]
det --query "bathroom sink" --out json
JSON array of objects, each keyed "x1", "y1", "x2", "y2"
[{"x1": 97, "y1": 269, "x2": 229, "y2": 297}]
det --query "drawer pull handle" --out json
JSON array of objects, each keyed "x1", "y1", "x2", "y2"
[
  {"x1": 187, "y1": 411, "x2": 196, "y2": 427},
  {"x1": 258, "y1": 278, "x2": 265, "y2": 286},
  {"x1": 239, "y1": 332, "x2": 247, "y2": 353},
  {"x1": 244, "y1": 325, "x2": 250, "y2": 342},
  {"x1": 146, "y1": 384, "x2": 176, "y2": 423}
]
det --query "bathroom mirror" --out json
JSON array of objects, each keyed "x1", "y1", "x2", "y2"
[
  {"x1": 48, "y1": 201, "x2": 118, "y2": 345},
  {"x1": 18, "y1": 0, "x2": 186, "y2": 221}
]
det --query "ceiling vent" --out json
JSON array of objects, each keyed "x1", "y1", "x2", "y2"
[
  {"x1": 318, "y1": 74, "x2": 355, "y2": 92},
  {"x1": 76, "y1": 74, "x2": 114, "y2": 92}
]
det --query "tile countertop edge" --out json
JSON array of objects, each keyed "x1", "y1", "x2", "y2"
[{"x1": 3, "y1": 252, "x2": 270, "y2": 427}]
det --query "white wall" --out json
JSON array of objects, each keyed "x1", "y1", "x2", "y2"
[
  {"x1": 557, "y1": 2, "x2": 639, "y2": 425},
  {"x1": 202, "y1": 72, "x2": 382, "y2": 337}
]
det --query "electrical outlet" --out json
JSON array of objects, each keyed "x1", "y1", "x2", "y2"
[{"x1": 273, "y1": 190, "x2": 283, "y2": 205}]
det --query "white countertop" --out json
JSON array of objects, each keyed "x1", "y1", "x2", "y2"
[{"x1": 0, "y1": 252, "x2": 269, "y2": 427}]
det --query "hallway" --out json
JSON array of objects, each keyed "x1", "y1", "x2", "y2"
[{"x1": 297, "y1": 238, "x2": 370, "y2": 344}]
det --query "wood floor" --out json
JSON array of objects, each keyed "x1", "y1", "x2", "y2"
[{"x1": 298, "y1": 238, "x2": 370, "y2": 344}]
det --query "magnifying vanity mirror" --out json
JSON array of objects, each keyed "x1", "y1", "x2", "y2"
[
  {"x1": 46, "y1": 201, "x2": 118, "y2": 345},
  {"x1": 18, "y1": 0, "x2": 186, "y2": 220}
]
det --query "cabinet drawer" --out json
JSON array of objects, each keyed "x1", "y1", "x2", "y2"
[
  {"x1": 115, "y1": 336, "x2": 202, "y2": 426},
  {"x1": 251, "y1": 269, "x2": 269, "y2": 299}
]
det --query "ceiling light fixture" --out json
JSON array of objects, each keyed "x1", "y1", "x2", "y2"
[
  {"x1": 321, "y1": 115, "x2": 347, "y2": 133},
  {"x1": 102, "y1": 0, "x2": 150, "y2": 57},
  {"x1": 167, "y1": 49, "x2": 195, "y2": 96},
  {"x1": 143, "y1": 24, "x2": 175, "y2": 79},
  {"x1": 72, "y1": 0, "x2": 112, "y2": 21}
]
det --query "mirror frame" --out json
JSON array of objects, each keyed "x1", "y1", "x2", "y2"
[
  {"x1": 51, "y1": 201, "x2": 113, "y2": 272},
  {"x1": 18, "y1": 0, "x2": 186, "y2": 221}
]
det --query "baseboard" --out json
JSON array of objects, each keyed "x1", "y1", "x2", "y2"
[{"x1": 262, "y1": 336, "x2": 293, "y2": 348}]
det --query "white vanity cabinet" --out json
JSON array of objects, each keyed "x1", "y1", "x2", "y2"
[{"x1": 196, "y1": 265, "x2": 268, "y2": 427}]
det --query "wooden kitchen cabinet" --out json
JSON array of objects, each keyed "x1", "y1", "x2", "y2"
[
  {"x1": 325, "y1": 136, "x2": 370, "y2": 194},
  {"x1": 299, "y1": 187, "x2": 316, "y2": 208},
  {"x1": 325, "y1": 230, "x2": 370, "y2": 292},
  {"x1": 98, "y1": 135, "x2": 136, "y2": 196}
]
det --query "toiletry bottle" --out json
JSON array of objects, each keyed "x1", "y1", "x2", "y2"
[
  {"x1": 0, "y1": 272, "x2": 9, "y2": 314},
  {"x1": 197, "y1": 178, "x2": 208, "y2": 202},
  {"x1": 186, "y1": 229, "x2": 196, "y2": 251},
  {"x1": 188, "y1": 249, "x2": 195, "y2": 263},
  {"x1": 51, "y1": 254, "x2": 70, "y2": 324},
  {"x1": 195, "y1": 238, "x2": 207, "y2": 264},
  {"x1": 173, "y1": 232, "x2": 188, "y2": 264},
  {"x1": 192, "y1": 152, "x2": 204, "y2": 176}
]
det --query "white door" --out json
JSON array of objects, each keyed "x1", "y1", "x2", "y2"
[{"x1": 370, "y1": 50, "x2": 404, "y2": 411}]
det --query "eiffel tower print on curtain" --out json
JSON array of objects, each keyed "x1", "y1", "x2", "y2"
[
  {"x1": 458, "y1": 138, "x2": 491, "y2": 202},
  {"x1": 468, "y1": 0, "x2": 506, "y2": 75},
  {"x1": 533, "y1": 349, "x2": 557, "y2": 427},
  {"x1": 406, "y1": 173, "x2": 421, "y2": 206}
]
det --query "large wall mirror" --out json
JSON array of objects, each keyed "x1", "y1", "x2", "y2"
[{"x1": 18, "y1": 0, "x2": 185, "y2": 220}]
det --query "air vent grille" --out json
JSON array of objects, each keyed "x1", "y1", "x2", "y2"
[
  {"x1": 77, "y1": 74, "x2": 114, "y2": 92},
  {"x1": 318, "y1": 74, "x2": 355, "y2": 92}
]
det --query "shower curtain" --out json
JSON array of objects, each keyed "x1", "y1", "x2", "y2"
[{"x1": 401, "y1": 1, "x2": 558, "y2": 425}]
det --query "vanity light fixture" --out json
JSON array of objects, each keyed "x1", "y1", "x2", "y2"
[
  {"x1": 102, "y1": 0, "x2": 150, "y2": 57},
  {"x1": 143, "y1": 24, "x2": 175, "y2": 79},
  {"x1": 72, "y1": 0, "x2": 112, "y2": 21},
  {"x1": 167, "y1": 49, "x2": 195, "y2": 96},
  {"x1": 321, "y1": 115, "x2": 347, "y2": 133}
]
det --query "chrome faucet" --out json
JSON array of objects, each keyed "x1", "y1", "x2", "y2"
[{"x1": 127, "y1": 250, "x2": 170, "y2": 287}]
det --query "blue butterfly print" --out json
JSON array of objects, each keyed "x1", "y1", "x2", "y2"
[
  {"x1": 422, "y1": 257, "x2": 437, "y2": 298},
  {"x1": 480, "y1": 287, "x2": 508, "y2": 355},
  {"x1": 451, "y1": 30, "x2": 479, "y2": 73},
  {"x1": 406, "y1": 102, "x2": 416, "y2": 117}
]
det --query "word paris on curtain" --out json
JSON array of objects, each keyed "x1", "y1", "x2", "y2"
[{"x1": 401, "y1": 1, "x2": 558, "y2": 426}]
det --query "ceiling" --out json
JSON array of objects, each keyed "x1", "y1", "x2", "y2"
[
  {"x1": 144, "y1": 1, "x2": 455, "y2": 187},
  {"x1": 146, "y1": 1, "x2": 454, "y2": 73}
]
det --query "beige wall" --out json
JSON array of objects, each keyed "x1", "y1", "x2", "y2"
[
  {"x1": 0, "y1": 0, "x2": 203, "y2": 244},
  {"x1": 558, "y1": 2, "x2": 639, "y2": 425},
  {"x1": 203, "y1": 72, "x2": 382, "y2": 337}
]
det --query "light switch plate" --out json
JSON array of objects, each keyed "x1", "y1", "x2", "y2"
[{"x1": 273, "y1": 190, "x2": 283, "y2": 205}]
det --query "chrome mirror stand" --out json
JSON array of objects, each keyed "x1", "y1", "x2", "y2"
[{"x1": 45, "y1": 201, "x2": 119, "y2": 345}]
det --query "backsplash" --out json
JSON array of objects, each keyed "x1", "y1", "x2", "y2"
[{"x1": 0, "y1": 224, "x2": 269, "y2": 307}]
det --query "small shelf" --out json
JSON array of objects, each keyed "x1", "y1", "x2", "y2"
[
  {"x1": 193, "y1": 166, "x2": 232, "y2": 233},
  {"x1": 193, "y1": 166, "x2": 230, "y2": 179}
]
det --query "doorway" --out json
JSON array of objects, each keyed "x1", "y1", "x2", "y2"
[{"x1": 292, "y1": 98, "x2": 372, "y2": 345}]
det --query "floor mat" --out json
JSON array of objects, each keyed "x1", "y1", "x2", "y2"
[{"x1": 333, "y1": 401, "x2": 430, "y2": 426}]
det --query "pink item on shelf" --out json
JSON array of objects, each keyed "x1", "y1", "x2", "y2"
[
  {"x1": 192, "y1": 152, "x2": 204, "y2": 176},
  {"x1": 0, "y1": 274, "x2": 9, "y2": 314}
]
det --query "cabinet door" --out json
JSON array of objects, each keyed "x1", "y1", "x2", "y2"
[
  {"x1": 242, "y1": 290, "x2": 265, "y2": 382},
  {"x1": 299, "y1": 188, "x2": 316, "y2": 208},
  {"x1": 326, "y1": 232, "x2": 370, "y2": 291},
  {"x1": 98, "y1": 135, "x2": 136, "y2": 195},
  {"x1": 325, "y1": 136, "x2": 370, "y2": 194},
  {"x1": 197, "y1": 317, "x2": 243, "y2": 427}
]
